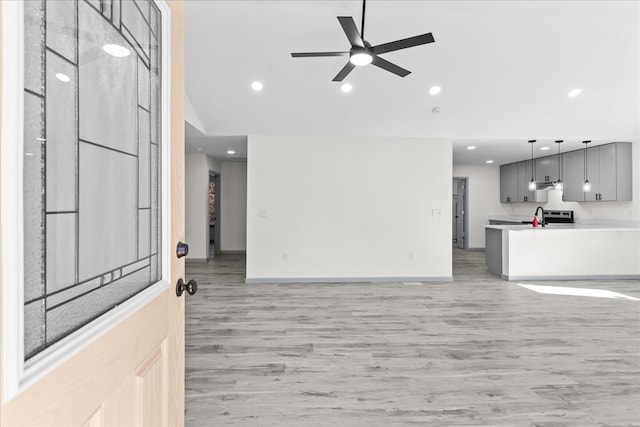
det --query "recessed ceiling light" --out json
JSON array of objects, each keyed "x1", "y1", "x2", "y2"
[
  {"x1": 55, "y1": 72, "x2": 70, "y2": 82},
  {"x1": 486, "y1": 160, "x2": 494, "y2": 164},
  {"x1": 340, "y1": 83, "x2": 352, "y2": 93},
  {"x1": 467, "y1": 146, "x2": 476, "y2": 150},
  {"x1": 25, "y1": 152, "x2": 34, "y2": 156},
  {"x1": 540, "y1": 146, "x2": 550, "y2": 151},
  {"x1": 227, "y1": 150, "x2": 235, "y2": 155},
  {"x1": 35, "y1": 137, "x2": 46, "y2": 141},
  {"x1": 103, "y1": 43, "x2": 130, "y2": 57},
  {"x1": 251, "y1": 81, "x2": 263, "y2": 91},
  {"x1": 429, "y1": 86, "x2": 441, "y2": 95},
  {"x1": 568, "y1": 88, "x2": 581, "y2": 98}
]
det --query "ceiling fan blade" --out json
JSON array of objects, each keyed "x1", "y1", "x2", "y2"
[
  {"x1": 372, "y1": 33, "x2": 435, "y2": 55},
  {"x1": 291, "y1": 51, "x2": 349, "y2": 58},
  {"x1": 337, "y1": 16, "x2": 364, "y2": 48},
  {"x1": 332, "y1": 61, "x2": 356, "y2": 82},
  {"x1": 371, "y1": 56, "x2": 410, "y2": 77}
]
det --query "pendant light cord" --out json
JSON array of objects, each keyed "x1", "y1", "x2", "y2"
[
  {"x1": 583, "y1": 141, "x2": 589, "y2": 181},
  {"x1": 529, "y1": 140, "x2": 535, "y2": 180},
  {"x1": 556, "y1": 140, "x2": 562, "y2": 181}
]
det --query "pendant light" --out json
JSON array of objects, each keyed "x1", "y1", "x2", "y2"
[
  {"x1": 582, "y1": 140, "x2": 591, "y2": 192},
  {"x1": 554, "y1": 140, "x2": 563, "y2": 190},
  {"x1": 528, "y1": 140, "x2": 536, "y2": 191}
]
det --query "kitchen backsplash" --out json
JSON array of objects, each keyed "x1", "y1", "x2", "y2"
[{"x1": 502, "y1": 189, "x2": 639, "y2": 227}]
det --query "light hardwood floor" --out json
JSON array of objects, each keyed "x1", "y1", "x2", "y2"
[{"x1": 185, "y1": 249, "x2": 640, "y2": 426}]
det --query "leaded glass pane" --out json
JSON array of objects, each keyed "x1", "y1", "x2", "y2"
[
  {"x1": 46, "y1": 51, "x2": 77, "y2": 212},
  {"x1": 78, "y1": 142, "x2": 137, "y2": 281},
  {"x1": 122, "y1": 0, "x2": 150, "y2": 59},
  {"x1": 46, "y1": 213, "x2": 77, "y2": 294},
  {"x1": 78, "y1": 1, "x2": 137, "y2": 155},
  {"x1": 23, "y1": 92, "x2": 45, "y2": 303},
  {"x1": 23, "y1": 0, "x2": 163, "y2": 360},
  {"x1": 24, "y1": 1, "x2": 45, "y2": 95},
  {"x1": 46, "y1": 0, "x2": 77, "y2": 63}
]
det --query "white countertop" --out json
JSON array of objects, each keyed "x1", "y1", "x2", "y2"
[
  {"x1": 484, "y1": 224, "x2": 640, "y2": 232},
  {"x1": 488, "y1": 215, "x2": 533, "y2": 223}
]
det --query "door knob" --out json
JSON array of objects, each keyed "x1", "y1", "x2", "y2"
[
  {"x1": 176, "y1": 278, "x2": 198, "y2": 296},
  {"x1": 176, "y1": 241, "x2": 189, "y2": 258}
]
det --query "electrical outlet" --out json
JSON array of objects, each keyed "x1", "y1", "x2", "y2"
[
  {"x1": 282, "y1": 252, "x2": 288, "y2": 261},
  {"x1": 432, "y1": 209, "x2": 442, "y2": 217},
  {"x1": 259, "y1": 209, "x2": 268, "y2": 218},
  {"x1": 408, "y1": 251, "x2": 414, "y2": 260}
]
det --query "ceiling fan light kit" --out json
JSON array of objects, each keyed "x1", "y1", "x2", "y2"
[{"x1": 291, "y1": 0, "x2": 435, "y2": 81}]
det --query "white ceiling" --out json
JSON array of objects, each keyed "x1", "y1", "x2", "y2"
[{"x1": 184, "y1": 0, "x2": 639, "y2": 165}]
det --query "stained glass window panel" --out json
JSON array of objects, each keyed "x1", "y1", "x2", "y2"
[{"x1": 23, "y1": 0, "x2": 163, "y2": 361}]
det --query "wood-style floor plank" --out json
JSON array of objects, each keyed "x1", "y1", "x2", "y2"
[{"x1": 185, "y1": 249, "x2": 640, "y2": 426}]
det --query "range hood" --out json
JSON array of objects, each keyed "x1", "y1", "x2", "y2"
[{"x1": 535, "y1": 181, "x2": 563, "y2": 191}]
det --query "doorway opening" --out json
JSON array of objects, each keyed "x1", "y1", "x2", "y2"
[
  {"x1": 209, "y1": 173, "x2": 221, "y2": 256},
  {"x1": 452, "y1": 177, "x2": 469, "y2": 250}
]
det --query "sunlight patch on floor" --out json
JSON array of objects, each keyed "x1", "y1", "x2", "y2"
[{"x1": 517, "y1": 284, "x2": 639, "y2": 301}]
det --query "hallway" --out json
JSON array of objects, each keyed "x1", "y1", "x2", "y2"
[{"x1": 185, "y1": 250, "x2": 640, "y2": 426}]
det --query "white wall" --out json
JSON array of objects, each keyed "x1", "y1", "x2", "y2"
[
  {"x1": 453, "y1": 165, "x2": 508, "y2": 249},
  {"x1": 185, "y1": 154, "x2": 210, "y2": 259},
  {"x1": 502, "y1": 142, "x2": 640, "y2": 226},
  {"x1": 208, "y1": 156, "x2": 221, "y2": 175},
  {"x1": 185, "y1": 95, "x2": 206, "y2": 134},
  {"x1": 246, "y1": 135, "x2": 452, "y2": 282},
  {"x1": 220, "y1": 162, "x2": 247, "y2": 252},
  {"x1": 185, "y1": 152, "x2": 246, "y2": 258}
]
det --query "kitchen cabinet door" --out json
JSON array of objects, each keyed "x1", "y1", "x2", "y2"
[
  {"x1": 535, "y1": 155, "x2": 560, "y2": 183},
  {"x1": 562, "y1": 149, "x2": 585, "y2": 202},
  {"x1": 534, "y1": 156, "x2": 552, "y2": 183},
  {"x1": 517, "y1": 160, "x2": 534, "y2": 202},
  {"x1": 597, "y1": 143, "x2": 617, "y2": 201},
  {"x1": 548, "y1": 154, "x2": 561, "y2": 183},
  {"x1": 585, "y1": 145, "x2": 601, "y2": 201},
  {"x1": 517, "y1": 160, "x2": 546, "y2": 202},
  {"x1": 500, "y1": 163, "x2": 518, "y2": 203}
]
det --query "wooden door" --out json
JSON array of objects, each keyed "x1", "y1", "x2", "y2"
[{"x1": 1, "y1": 1, "x2": 186, "y2": 425}]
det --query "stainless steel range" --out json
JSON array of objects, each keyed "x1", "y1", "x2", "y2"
[{"x1": 543, "y1": 210, "x2": 575, "y2": 224}]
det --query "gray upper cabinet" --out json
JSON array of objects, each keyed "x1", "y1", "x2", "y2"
[
  {"x1": 500, "y1": 160, "x2": 547, "y2": 203},
  {"x1": 595, "y1": 143, "x2": 617, "y2": 201},
  {"x1": 562, "y1": 142, "x2": 632, "y2": 202},
  {"x1": 500, "y1": 163, "x2": 518, "y2": 203},
  {"x1": 535, "y1": 156, "x2": 550, "y2": 182},
  {"x1": 562, "y1": 149, "x2": 585, "y2": 202},
  {"x1": 501, "y1": 142, "x2": 631, "y2": 204},
  {"x1": 535, "y1": 154, "x2": 561, "y2": 183}
]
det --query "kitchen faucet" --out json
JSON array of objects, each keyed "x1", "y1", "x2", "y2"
[{"x1": 534, "y1": 206, "x2": 546, "y2": 227}]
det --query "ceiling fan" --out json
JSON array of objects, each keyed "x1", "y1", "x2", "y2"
[{"x1": 291, "y1": 0, "x2": 435, "y2": 82}]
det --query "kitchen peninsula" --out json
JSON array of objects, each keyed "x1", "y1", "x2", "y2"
[{"x1": 485, "y1": 224, "x2": 640, "y2": 281}]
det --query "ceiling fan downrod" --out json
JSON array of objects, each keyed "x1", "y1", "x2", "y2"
[{"x1": 361, "y1": 0, "x2": 367, "y2": 40}]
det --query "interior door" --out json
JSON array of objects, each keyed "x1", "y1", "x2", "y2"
[
  {"x1": 1, "y1": 1, "x2": 186, "y2": 425},
  {"x1": 456, "y1": 180, "x2": 465, "y2": 250}
]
